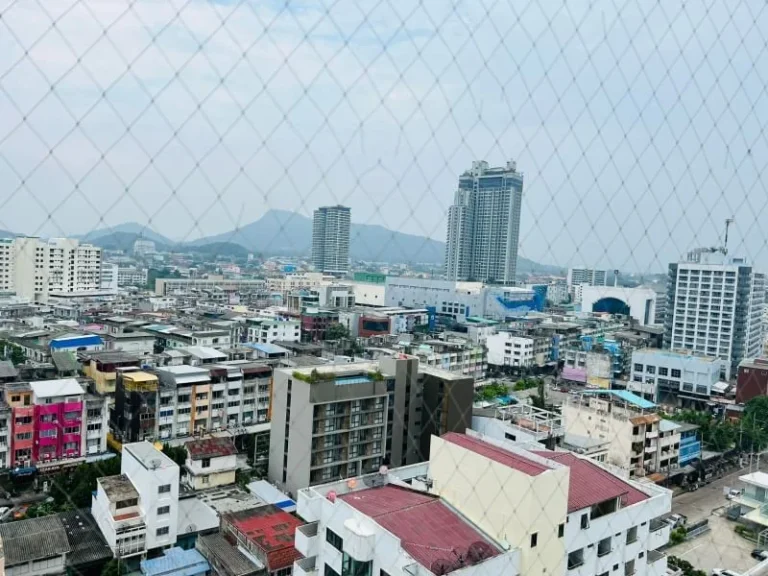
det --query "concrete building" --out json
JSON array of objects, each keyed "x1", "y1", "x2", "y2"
[
  {"x1": 184, "y1": 437, "x2": 238, "y2": 490},
  {"x1": 0, "y1": 237, "x2": 103, "y2": 303},
  {"x1": 100, "y1": 262, "x2": 119, "y2": 293},
  {"x1": 117, "y1": 267, "x2": 147, "y2": 287},
  {"x1": 0, "y1": 515, "x2": 71, "y2": 576},
  {"x1": 486, "y1": 332, "x2": 535, "y2": 369},
  {"x1": 444, "y1": 160, "x2": 524, "y2": 283},
  {"x1": 312, "y1": 205, "x2": 351, "y2": 275},
  {"x1": 133, "y1": 239, "x2": 156, "y2": 256},
  {"x1": 385, "y1": 277, "x2": 542, "y2": 322},
  {"x1": 266, "y1": 272, "x2": 336, "y2": 295},
  {"x1": 580, "y1": 285, "x2": 657, "y2": 326},
  {"x1": 567, "y1": 267, "x2": 608, "y2": 288},
  {"x1": 295, "y1": 430, "x2": 673, "y2": 576},
  {"x1": 563, "y1": 390, "x2": 680, "y2": 480},
  {"x1": 92, "y1": 441, "x2": 180, "y2": 558},
  {"x1": 736, "y1": 357, "x2": 768, "y2": 404},
  {"x1": 629, "y1": 348, "x2": 722, "y2": 407},
  {"x1": 472, "y1": 404, "x2": 565, "y2": 448},
  {"x1": 664, "y1": 252, "x2": 765, "y2": 379},
  {"x1": 154, "y1": 278, "x2": 266, "y2": 296},
  {"x1": 287, "y1": 284, "x2": 356, "y2": 312},
  {"x1": 245, "y1": 317, "x2": 301, "y2": 344},
  {"x1": 268, "y1": 357, "x2": 473, "y2": 497},
  {"x1": 398, "y1": 337, "x2": 487, "y2": 380}
]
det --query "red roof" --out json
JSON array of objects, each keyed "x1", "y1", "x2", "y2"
[
  {"x1": 224, "y1": 505, "x2": 304, "y2": 570},
  {"x1": 532, "y1": 451, "x2": 648, "y2": 512},
  {"x1": 340, "y1": 485, "x2": 500, "y2": 572},
  {"x1": 186, "y1": 437, "x2": 237, "y2": 460},
  {"x1": 440, "y1": 432, "x2": 548, "y2": 476}
]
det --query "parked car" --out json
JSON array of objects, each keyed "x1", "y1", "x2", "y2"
[
  {"x1": 727, "y1": 489, "x2": 742, "y2": 500},
  {"x1": 712, "y1": 569, "x2": 742, "y2": 576},
  {"x1": 751, "y1": 549, "x2": 768, "y2": 561},
  {"x1": 666, "y1": 513, "x2": 687, "y2": 528}
]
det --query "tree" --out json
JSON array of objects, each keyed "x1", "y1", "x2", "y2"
[
  {"x1": 101, "y1": 559, "x2": 124, "y2": 576},
  {"x1": 0, "y1": 340, "x2": 26, "y2": 365},
  {"x1": 162, "y1": 443, "x2": 187, "y2": 467},
  {"x1": 325, "y1": 323, "x2": 350, "y2": 341},
  {"x1": 530, "y1": 379, "x2": 547, "y2": 410}
]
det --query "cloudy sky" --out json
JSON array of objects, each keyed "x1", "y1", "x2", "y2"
[{"x1": 0, "y1": 0, "x2": 767, "y2": 272}]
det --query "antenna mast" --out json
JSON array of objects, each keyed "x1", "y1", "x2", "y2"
[{"x1": 722, "y1": 217, "x2": 734, "y2": 255}]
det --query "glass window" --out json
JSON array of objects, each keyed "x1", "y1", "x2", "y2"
[
  {"x1": 326, "y1": 528, "x2": 343, "y2": 551},
  {"x1": 342, "y1": 553, "x2": 372, "y2": 576}
]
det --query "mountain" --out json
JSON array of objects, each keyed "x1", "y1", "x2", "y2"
[
  {"x1": 78, "y1": 222, "x2": 174, "y2": 247},
  {"x1": 187, "y1": 242, "x2": 249, "y2": 258},
  {"x1": 0, "y1": 230, "x2": 17, "y2": 239}
]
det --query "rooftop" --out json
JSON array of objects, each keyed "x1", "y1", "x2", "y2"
[
  {"x1": 99, "y1": 474, "x2": 139, "y2": 501},
  {"x1": 124, "y1": 441, "x2": 178, "y2": 471},
  {"x1": 59, "y1": 509, "x2": 112, "y2": 568},
  {"x1": 29, "y1": 378, "x2": 85, "y2": 399},
  {"x1": 224, "y1": 504, "x2": 304, "y2": 570},
  {"x1": 182, "y1": 346, "x2": 227, "y2": 360},
  {"x1": 339, "y1": 485, "x2": 501, "y2": 572},
  {"x1": 50, "y1": 350, "x2": 79, "y2": 373},
  {"x1": 177, "y1": 497, "x2": 220, "y2": 535},
  {"x1": 659, "y1": 420, "x2": 681, "y2": 433},
  {"x1": 157, "y1": 364, "x2": 210, "y2": 375},
  {"x1": 739, "y1": 357, "x2": 768, "y2": 370},
  {"x1": 532, "y1": 451, "x2": 648, "y2": 512},
  {"x1": 141, "y1": 547, "x2": 210, "y2": 576},
  {"x1": 121, "y1": 371, "x2": 159, "y2": 383},
  {"x1": 579, "y1": 389, "x2": 656, "y2": 410},
  {"x1": 245, "y1": 342, "x2": 290, "y2": 355},
  {"x1": 196, "y1": 485, "x2": 267, "y2": 515},
  {"x1": 186, "y1": 437, "x2": 237, "y2": 460},
  {"x1": 0, "y1": 360, "x2": 18, "y2": 379},
  {"x1": 0, "y1": 514, "x2": 70, "y2": 566},
  {"x1": 198, "y1": 533, "x2": 260, "y2": 576},
  {"x1": 440, "y1": 432, "x2": 549, "y2": 476},
  {"x1": 740, "y1": 471, "x2": 768, "y2": 488}
]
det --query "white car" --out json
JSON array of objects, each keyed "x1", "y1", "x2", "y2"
[
  {"x1": 727, "y1": 489, "x2": 742, "y2": 500},
  {"x1": 712, "y1": 569, "x2": 742, "y2": 576}
]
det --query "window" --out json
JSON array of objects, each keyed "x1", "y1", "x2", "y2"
[
  {"x1": 598, "y1": 536, "x2": 611, "y2": 557},
  {"x1": 64, "y1": 426, "x2": 79, "y2": 434},
  {"x1": 568, "y1": 549, "x2": 584, "y2": 570},
  {"x1": 202, "y1": 458, "x2": 211, "y2": 468},
  {"x1": 626, "y1": 526, "x2": 638, "y2": 544},
  {"x1": 580, "y1": 513, "x2": 589, "y2": 529},
  {"x1": 342, "y1": 553, "x2": 372, "y2": 576},
  {"x1": 326, "y1": 528, "x2": 343, "y2": 551},
  {"x1": 625, "y1": 559, "x2": 636, "y2": 576},
  {"x1": 658, "y1": 367, "x2": 668, "y2": 376},
  {"x1": 156, "y1": 527, "x2": 170, "y2": 537},
  {"x1": 325, "y1": 566, "x2": 341, "y2": 576},
  {"x1": 671, "y1": 369, "x2": 681, "y2": 378},
  {"x1": 646, "y1": 365, "x2": 655, "y2": 374},
  {"x1": 158, "y1": 484, "x2": 171, "y2": 494},
  {"x1": 558, "y1": 523, "x2": 565, "y2": 538},
  {"x1": 158, "y1": 505, "x2": 170, "y2": 515},
  {"x1": 116, "y1": 498, "x2": 138, "y2": 509},
  {"x1": 530, "y1": 532, "x2": 538, "y2": 548},
  {"x1": 633, "y1": 363, "x2": 643, "y2": 372}
]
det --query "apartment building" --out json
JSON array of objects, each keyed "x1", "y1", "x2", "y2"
[
  {"x1": 245, "y1": 317, "x2": 301, "y2": 344},
  {"x1": 154, "y1": 278, "x2": 266, "y2": 296},
  {"x1": 117, "y1": 266, "x2": 147, "y2": 287},
  {"x1": 266, "y1": 272, "x2": 335, "y2": 295},
  {"x1": 184, "y1": 437, "x2": 238, "y2": 490},
  {"x1": 294, "y1": 430, "x2": 673, "y2": 576},
  {"x1": 2, "y1": 237, "x2": 103, "y2": 303},
  {"x1": 568, "y1": 267, "x2": 608, "y2": 288},
  {"x1": 563, "y1": 390, "x2": 681, "y2": 479},
  {"x1": 143, "y1": 325, "x2": 231, "y2": 350},
  {"x1": 92, "y1": 441, "x2": 180, "y2": 558},
  {"x1": 664, "y1": 252, "x2": 765, "y2": 379},
  {"x1": 628, "y1": 348, "x2": 722, "y2": 407},
  {"x1": 312, "y1": 205, "x2": 351, "y2": 275},
  {"x1": 114, "y1": 369, "x2": 162, "y2": 443},
  {"x1": 401, "y1": 337, "x2": 487, "y2": 380},
  {"x1": 486, "y1": 332, "x2": 536, "y2": 369},
  {"x1": 287, "y1": 285, "x2": 356, "y2": 312},
  {"x1": 269, "y1": 356, "x2": 473, "y2": 497}
]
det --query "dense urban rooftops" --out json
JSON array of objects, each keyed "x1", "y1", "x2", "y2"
[{"x1": 186, "y1": 437, "x2": 237, "y2": 460}]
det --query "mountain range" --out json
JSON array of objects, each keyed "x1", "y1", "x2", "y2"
[{"x1": 2, "y1": 211, "x2": 563, "y2": 273}]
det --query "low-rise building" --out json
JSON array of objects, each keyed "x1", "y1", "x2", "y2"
[
  {"x1": 185, "y1": 437, "x2": 238, "y2": 490},
  {"x1": 486, "y1": 332, "x2": 535, "y2": 369},
  {"x1": 81, "y1": 351, "x2": 141, "y2": 396},
  {"x1": 245, "y1": 317, "x2": 301, "y2": 344},
  {"x1": 141, "y1": 547, "x2": 209, "y2": 576},
  {"x1": 630, "y1": 348, "x2": 722, "y2": 407},
  {"x1": 736, "y1": 357, "x2": 768, "y2": 404}
]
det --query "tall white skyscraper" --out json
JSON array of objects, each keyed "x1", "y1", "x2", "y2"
[
  {"x1": 664, "y1": 250, "x2": 765, "y2": 379},
  {"x1": 444, "y1": 160, "x2": 524, "y2": 284},
  {"x1": 312, "y1": 205, "x2": 350, "y2": 275}
]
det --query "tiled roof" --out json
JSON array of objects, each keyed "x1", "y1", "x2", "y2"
[
  {"x1": 440, "y1": 432, "x2": 548, "y2": 476},
  {"x1": 532, "y1": 451, "x2": 648, "y2": 512},
  {"x1": 0, "y1": 515, "x2": 70, "y2": 565},
  {"x1": 186, "y1": 437, "x2": 237, "y2": 460},
  {"x1": 59, "y1": 509, "x2": 112, "y2": 568},
  {"x1": 340, "y1": 485, "x2": 500, "y2": 573},
  {"x1": 224, "y1": 504, "x2": 304, "y2": 571}
]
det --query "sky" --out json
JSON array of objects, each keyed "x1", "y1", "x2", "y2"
[{"x1": 0, "y1": 0, "x2": 767, "y2": 273}]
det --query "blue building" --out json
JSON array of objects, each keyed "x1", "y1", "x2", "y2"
[
  {"x1": 677, "y1": 422, "x2": 702, "y2": 466},
  {"x1": 141, "y1": 547, "x2": 209, "y2": 576}
]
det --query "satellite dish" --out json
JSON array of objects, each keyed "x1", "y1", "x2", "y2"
[{"x1": 150, "y1": 459, "x2": 161, "y2": 470}]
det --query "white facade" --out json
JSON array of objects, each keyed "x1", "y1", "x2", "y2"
[
  {"x1": 185, "y1": 451, "x2": 237, "y2": 491},
  {"x1": 312, "y1": 205, "x2": 351, "y2": 275},
  {"x1": 2, "y1": 237, "x2": 103, "y2": 303},
  {"x1": 246, "y1": 318, "x2": 301, "y2": 344},
  {"x1": 580, "y1": 285, "x2": 657, "y2": 326},
  {"x1": 486, "y1": 332, "x2": 535, "y2": 368},
  {"x1": 350, "y1": 281, "x2": 386, "y2": 306},
  {"x1": 629, "y1": 348, "x2": 722, "y2": 403},
  {"x1": 444, "y1": 160, "x2": 524, "y2": 283},
  {"x1": 117, "y1": 267, "x2": 148, "y2": 286},
  {"x1": 133, "y1": 239, "x2": 156, "y2": 255},
  {"x1": 664, "y1": 255, "x2": 765, "y2": 379},
  {"x1": 567, "y1": 267, "x2": 608, "y2": 288},
  {"x1": 267, "y1": 272, "x2": 335, "y2": 294},
  {"x1": 139, "y1": 297, "x2": 177, "y2": 312},
  {"x1": 100, "y1": 262, "x2": 119, "y2": 293}
]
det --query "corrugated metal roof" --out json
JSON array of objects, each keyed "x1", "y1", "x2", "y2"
[
  {"x1": 141, "y1": 547, "x2": 209, "y2": 576},
  {"x1": 0, "y1": 515, "x2": 70, "y2": 565},
  {"x1": 59, "y1": 509, "x2": 112, "y2": 568},
  {"x1": 441, "y1": 432, "x2": 548, "y2": 476},
  {"x1": 198, "y1": 533, "x2": 261, "y2": 575}
]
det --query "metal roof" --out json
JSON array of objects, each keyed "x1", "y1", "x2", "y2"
[
  {"x1": 198, "y1": 533, "x2": 261, "y2": 575},
  {"x1": 0, "y1": 360, "x2": 18, "y2": 379},
  {"x1": 51, "y1": 350, "x2": 79, "y2": 373},
  {"x1": 141, "y1": 547, "x2": 210, "y2": 576},
  {"x1": 441, "y1": 432, "x2": 549, "y2": 476},
  {"x1": 0, "y1": 515, "x2": 70, "y2": 565},
  {"x1": 580, "y1": 389, "x2": 657, "y2": 409},
  {"x1": 59, "y1": 509, "x2": 112, "y2": 568},
  {"x1": 29, "y1": 378, "x2": 84, "y2": 399}
]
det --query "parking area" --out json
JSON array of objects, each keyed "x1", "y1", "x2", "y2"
[{"x1": 669, "y1": 515, "x2": 756, "y2": 575}]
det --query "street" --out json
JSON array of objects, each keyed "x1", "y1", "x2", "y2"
[{"x1": 672, "y1": 463, "x2": 763, "y2": 521}]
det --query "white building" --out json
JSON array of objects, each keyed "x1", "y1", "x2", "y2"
[
  {"x1": 664, "y1": 252, "x2": 765, "y2": 379},
  {"x1": 567, "y1": 267, "x2": 608, "y2": 288},
  {"x1": 100, "y1": 262, "x2": 119, "y2": 293},
  {"x1": 580, "y1": 285, "x2": 657, "y2": 326},
  {"x1": 385, "y1": 277, "x2": 539, "y2": 321},
  {"x1": 184, "y1": 437, "x2": 238, "y2": 490},
  {"x1": 117, "y1": 267, "x2": 148, "y2": 287},
  {"x1": 486, "y1": 332, "x2": 535, "y2": 369},
  {"x1": 245, "y1": 317, "x2": 301, "y2": 344},
  {"x1": 133, "y1": 239, "x2": 156, "y2": 256},
  {"x1": 629, "y1": 348, "x2": 722, "y2": 406},
  {"x1": 139, "y1": 297, "x2": 177, "y2": 312},
  {"x1": 266, "y1": 272, "x2": 335, "y2": 295},
  {"x1": 92, "y1": 441, "x2": 180, "y2": 558},
  {"x1": 0, "y1": 237, "x2": 103, "y2": 303},
  {"x1": 312, "y1": 205, "x2": 351, "y2": 275},
  {"x1": 295, "y1": 430, "x2": 672, "y2": 576},
  {"x1": 444, "y1": 160, "x2": 524, "y2": 283}
]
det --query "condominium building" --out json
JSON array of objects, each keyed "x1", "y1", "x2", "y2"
[
  {"x1": 567, "y1": 267, "x2": 608, "y2": 288},
  {"x1": 92, "y1": 441, "x2": 180, "y2": 558},
  {"x1": 268, "y1": 356, "x2": 473, "y2": 497},
  {"x1": 444, "y1": 160, "x2": 524, "y2": 283},
  {"x1": 100, "y1": 262, "x2": 119, "y2": 293},
  {"x1": 563, "y1": 390, "x2": 681, "y2": 479},
  {"x1": 266, "y1": 272, "x2": 336, "y2": 295},
  {"x1": 294, "y1": 430, "x2": 673, "y2": 576},
  {"x1": 154, "y1": 277, "x2": 266, "y2": 296},
  {"x1": 245, "y1": 317, "x2": 301, "y2": 344},
  {"x1": 400, "y1": 337, "x2": 488, "y2": 380},
  {"x1": 0, "y1": 236, "x2": 102, "y2": 303},
  {"x1": 312, "y1": 205, "x2": 351, "y2": 275},
  {"x1": 117, "y1": 266, "x2": 147, "y2": 287},
  {"x1": 486, "y1": 332, "x2": 536, "y2": 369},
  {"x1": 664, "y1": 252, "x2": 765, "y2": 379}
]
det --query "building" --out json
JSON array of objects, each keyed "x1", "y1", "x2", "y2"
[
  {"x1": 295, "y1": 430, "x2": 673, "y2": 576},
  {"x1": 563, "y1": 390, "x2": 680, "y2": 479},
  {"x1": 629, "y1": 348, "x2": 722, "y2": 407},
  {"x1": 677, "y1": 422, "x2": 701, "y2": 467},
  {"x1": 141, "y1": 547, "x2": 209, "y2": 576},
  {"x1": 580, "y1": 285, "x2": 657, "y2": 326},
  {"x1": 664, "y1": 252, "x2": 766, "y2": 379},
  {"x1": 100, "y1": 262, "x2": 119, "y2": 293},
  {"x1": 82, "y1": 351, "x2": 141, "y2": 396},
  {"x1": 154, "y1": 278, "x2": 266, "y2": 296},
  {"x1": 385, "y1": 277, "x2": 542, "y2": 321},
  {"x1": 486, "y1": 332, "x2": 535, "y2": 369},
  {"x1": 118, "y1": 267, "x2": 148, "y2": 287},
  {"x1": 0, "y1": 515, "x2": 71, "y2": 576},
  {"x1": 472, "y1": 404, "x2": 565, "y2": 449},
  {"x1": 266, "y1": 272, "x2": 336, "y2": 295},
  {"x1": 245, "y1": 318, "x2": 301, "y2": 344},
  {"x1": 736, "y1": 357, "x2": 768, "y2": 404},
  {"x1": 184, "y1": 437, "x2": 238, "y2": 490},
  {"x1": 567, "y1": 267, "x2": 608, "y2": 288},
  {"x1": 287, "y1": 285, "x2": 356, "y2": 312},
  {"x1": 268, "y1": 356, "x2": 473, "y2": 497},
  {"x1": 300, "y1": 308, "x2": 339, "y2": 341},
  {"x1": 114, "y1": 370, "x2": 162, "y2": 443},
  {"x1": 444, "y1": 160, "x2": 524, "y2": 283},
  {"x1": 395, "y1": 337, "x2": 487, "y2": 380},
  {"x1": 0, "y1": 237, "x2": 103, "y2": 303},
  {"x1": 92, "y1": 441, "x2": 180, "y2": 558},
  {"x1": 133, "y1": 239, "x2": 156, "y2": 256},
  {"x1": 312, "y1": 205, "x2": 351, "y2": 275}
]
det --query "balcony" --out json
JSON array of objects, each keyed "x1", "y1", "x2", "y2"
[
  {"x1": 294, "y1": 556, "x2": 317, "y2": 576},
  {"x1": 295, "y1": 521, "x2": 319, "y2": 558}
]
